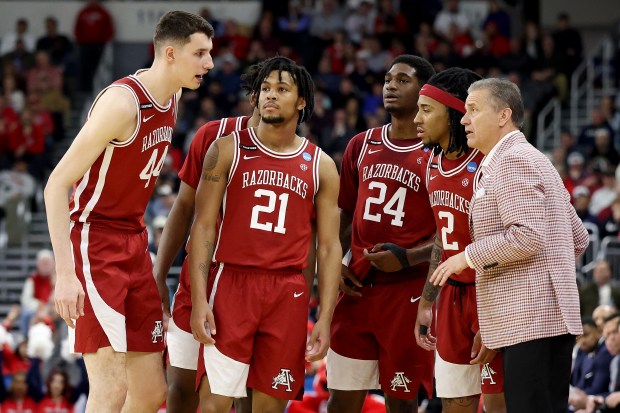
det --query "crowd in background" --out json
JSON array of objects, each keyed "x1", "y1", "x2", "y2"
[{"x1": 1, "y1": 0, "x2": 620, "y2": 411}]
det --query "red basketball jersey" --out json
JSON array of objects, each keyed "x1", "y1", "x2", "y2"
[
  {"x1": 425, "y1": 148, "x2": 484, "y2": 283},
  {"x1": 339, "y1": 125, "x2": 436, "y2": 280},
  {"x1": 214, "y1": 128, "x2": 320, "y2": 271},
  {"x1": 69, "y1": 72, "x2": 177, "y2": 231},
  {"x1": 179, "y1": 116, "x2": 249, "y2": 190}
]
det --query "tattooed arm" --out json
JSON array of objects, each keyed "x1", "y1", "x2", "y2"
[
  {"x1": 188, "y1": 136, "x2": 234, "y2": 344},
  {"x1": 414, "y1": 233, "x2": 443, "y2": 351}
]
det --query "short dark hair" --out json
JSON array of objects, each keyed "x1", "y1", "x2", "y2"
[
  {"x1": 426, "y1": 67, "x2": 482, "y2": 156},
  {"x1": 153, "y1": 11, "x2": 214, "y2": 50},
  {"x1": 468, "y1": 78, "x2": 525, "y2": 129},
  {"x1": 582, "y1": 317, "x2": 597, "y2": 329},
  {"x1": 389, "y1": 55, "x2": 436, "y2": 86},
  {"x1": 604, "y1": 312, "x2": 620, "y2": 324},
  {"x1": 252, "y1": 56, "x2": 315, "y2": 125},
  {"x1": 240, "y1": 61, "x2": 265, "y2": 96}
]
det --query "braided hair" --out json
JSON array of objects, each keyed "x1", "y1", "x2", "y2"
[
  {"x1": 426, "y1": 68, "x2": 482, "y2": 156},
  {"x1": 251, "y1": 56, "x2": 315, "y2": 125},
  {"x1": 240, "y1": 61, "x2": 264, "y2": 96}
]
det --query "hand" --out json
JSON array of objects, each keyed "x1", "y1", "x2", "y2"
[
  {"x1": 339, "y1": 264, "x2": 362, "y2": 297},
  {"x1": 415, "y1": 303, "x2": 436, "y2": 351},
  {"x1": 54, "y1": 273, "x2": 85, "y2": 328},
  {"x1": 429, "y1": 252, "x2": 468, "y2": 286},
  {"x1": 306, "y1": 318, "x2": 330, "y2": 362},
  {"x1": 190, "y1": 299, "x2": 216, "y2": 345},
  {"x1": 156, "y1": 274, "x2": 171, "y2": 318},
  {"x1": 363, "y1": 243, "x2": 403, "y2": 272},
  {"x1": 607, "y1": 392, "x2": 620, "y2": 408},
  {"x1": 584, "y1": 395, "x2": 604, "y2": 413},
  {"x1": 470, "y1": 331, "x2": 497, "y2": 365}
]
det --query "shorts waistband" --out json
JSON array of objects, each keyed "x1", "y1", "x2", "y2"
[
  {"x1": 220, "y1": 263, "x2": 301, "y2": 276},
  {"x1": 446, "y1": 278, "x2": 475, "y2": 287}
]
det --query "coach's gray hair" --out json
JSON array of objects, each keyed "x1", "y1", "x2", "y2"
[{"x1": 468, "y1": 78, "x2": 525, "y2": 129}]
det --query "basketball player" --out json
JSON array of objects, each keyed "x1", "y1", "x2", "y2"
[
  {"x1": 188, "y1": 56, "x2": 341, "y2": 413},
  {"x1": 154, "y1": 63, "x2": 262, "y2": 413},
  {"x1": 44, "y1": 11, "x2": 214, "y2": 413},
  {"x1": 327, "y1": 55, "x2": 437, "y2": 413},
  {"x1": 413, "y1": 68, "x2": 506, "y2": 413}
]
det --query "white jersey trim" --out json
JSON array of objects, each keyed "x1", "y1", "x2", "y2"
[
  {"x1": 87, "y1": 84, "x2": 141, "y2": 149},
  {"x1": 312, "y1": 146, "x2": 321, "y2": 198},
  {"x1": 381, "y1": 124, "x2": 424, "y2": 152},
  {"x1": 70, "y1": 167, "x2": 92, "y2": 217},
  {"x1": 356, "y1": 129, "x2": 373, "y2": 170},
  {"x1": 437, "y1": 149, "x2": 481, "y2": 177},
  {"x1": 78, "y1": 146, "x2": 115, "y2": 223},
  {"x1": 248, "y1": 128, "x2": 309, "y2": 159},
  {"x1": 128, "y1": 72, "x2": 172, "y2": 112}
]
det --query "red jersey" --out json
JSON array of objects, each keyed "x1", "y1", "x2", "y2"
[
  {"x1": 69, "y1": 72, "x2": 177, "y2": 231},
  {"x1": 179, "y1": 116, "x2": 249, "y2": 190},
  {"x1": 36, "y1": 398, "x2": 72, "y2": 413},
  {"x1": 339, "y1": 125, "x2": 435, "y2": 280},
  {"x1": 425, "y1": 148, "x2": 484, "y2": 283},
  {"x1": 1, "y1": 397, "x2": 38, "y2": 413},
  {"x1": 214, "y1": 128, "x2": 320, "y2": 270}
]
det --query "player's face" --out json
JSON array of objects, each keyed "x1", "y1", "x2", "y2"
[
  {"x1": 259, "y1": 70, "x2": 304, "y2": 125},
  {"x1": 177, "y1": 33, "x2": 214, "y2": 90},
  {"x1": 461, "y1": 88, "x2": 501, "y2": 153},
  {"x1": 383, "y1": 63, "x2": 421, "y2": 115},
  {"x1": 414, "y1": 95, "x2": 450, "y2": 149}
]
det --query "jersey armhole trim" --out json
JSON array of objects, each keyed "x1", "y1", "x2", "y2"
[{"x1": 101, "y1": 84, "x2": 141, "y2": 148}]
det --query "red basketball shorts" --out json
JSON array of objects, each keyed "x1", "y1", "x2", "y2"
[{"x1": 69, "y1": 222, "x2": 164, "y2": 354}]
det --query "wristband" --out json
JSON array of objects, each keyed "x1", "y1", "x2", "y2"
[
  {"x1": 380, "y1": 243, "x2": 410, "y2": 269},
  {"x1": 419, "y1": 325, "x2": 429, "y2": 335}
]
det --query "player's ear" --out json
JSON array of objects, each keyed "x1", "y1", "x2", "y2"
[{"x1": 164, "y1": 45, "x2": 175, "y2": 62}]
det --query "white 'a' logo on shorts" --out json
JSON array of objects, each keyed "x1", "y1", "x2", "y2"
[
  {"x1": 481, "y1": 363, "x2": 497, "y2": 385},
  {"x1": 272, "y1": 368, "x2": 295, "y2": 392},
  {"x1": 151, "y1": 321, "x2": 164, "y2": 343},
  {"x1": 390, "y1": 372, "x2": 411, "y2": 392}
]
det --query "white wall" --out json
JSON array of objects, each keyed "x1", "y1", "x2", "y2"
[{"x1": 0, "y1": 1, "x2": 261, "y2": 42}]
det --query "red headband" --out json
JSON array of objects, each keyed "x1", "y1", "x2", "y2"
[{"x1": 419, "y1": 84, "x2": 466, "y2": 114}]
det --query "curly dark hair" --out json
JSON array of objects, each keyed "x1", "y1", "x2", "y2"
[
  {"x1": 251, "y1": 56, "x2": 315, "y2": 125},
  {"x1": 426, "y1": 67, "x2": 482, "y2": 156}
]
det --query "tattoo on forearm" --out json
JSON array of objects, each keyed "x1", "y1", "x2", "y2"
[
  {"x1": 199, "y1": 241, "x2": 215, "y2": 281},
  {"x1": 422, "y1": 238, "x2": 443, "y2": 302},
  {"x1": 201, "y1": 141, "x2": 221, "y2": 182}
]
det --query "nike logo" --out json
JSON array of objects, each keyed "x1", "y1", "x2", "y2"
[
  {"x1": 293, "y1": 292, "x2": 304, "y2": 298},
  {"x1": 410, "y1": 296, "x2": 421, "y2": 303},
  {"x1": 430, "y1": 175, "x2": 438, "y2": 180},
  {"x1": 244, "y1": 155, "x2": 260, "y2": 160},
  {"x1": 368, "y1": 149, "x2": 382, "y2": 154},
  {"x1": 142, "y1": 114, "x2": 155, "y2": 123}
]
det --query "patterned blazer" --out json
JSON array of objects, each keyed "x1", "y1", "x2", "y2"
[{"x1": 466, "y1": 132, "x2": 589, "y2": 349}]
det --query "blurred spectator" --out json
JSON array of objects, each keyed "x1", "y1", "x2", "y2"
[
  {"x1": 314, "y1": 56, "x2": 342, "y2": 96},
  {"x1": 74, "y1": 0, "x2": 114, "y2": 92},
  {"x1": 590, "y1": 128, "x2": 620, "y2": 168},
  {"x1": 348, "y1": 50, "x2": 378, "y2": 95},
  {"x1": 35, "y1": 17, "x2": 73, "y2": 69},
  {"x1": 599, "y1": 196, "x2": 620, "y2": 239},
  {"x1": 590, "y1": 165, "x2": 617, "y2": 216},
  {"x1": 552, "y1": 12, "x2": 583, "y2": 76},
  {"x1": 0, "y1": 371, "x2": 38, "y2": 412},
  {"x1": 147, "y1": 183, "x2": 177, "y2": 220},
  {"x1": 310, "y1": 0, "x2": 344, "y2": 42},
  {"x1": 523, "y1": 20, "x2": 543, "y2": 61},
  {"x1": 252, "y1": 12, "x2": 282, "y2": 56},
  {"x1": 573, "y1": 185, "x2": 598, "y2": 226},
  {"x1": 579, "y1": 108, "x2": 616, "y2": 152},
  {"x1": 320, "y1": 108, "x2": 353, "y2": 161},
  {"x1": 27, "y1": 51, "x2": 63, "y2": 97},
  {"x1": 0, "y1": 94, "x2": 22, "y2": 165},
  {"x1": 0, "y1": 18, "x2": 36, "y2": 56},
  {"x1": 0, "y1": 160, "x2": 36, "y2": 245},
  {"x1": 1, "y1": 40, "x2": 35, "y2": 82},
  {"x1": 600, "y1": 95, "x2": 620, "y2": 144},
  {"x1": 530, "y1": 34, "x2": 567, "y2": 103},
  {"x1": 19, "y1": 249, "x2": 54, "y2": 337},
  {"x1": 374, "y1": 0, "x2": 409, "y2": 46},
  {"x1": 219, "y1": 20, "x2": 249, "y2": 62},
  {"x1": 2, "y1": 75, "x2": 25, "y2": 113},
  {"x1": 277, "y1": 0, "x2": 311, "y2": 48},
  {"x1": 569, "y1": 317, "x2": 613, "y2": 411},
  {"x1": 37, "y1": 369, "x2": 73, "y2": 413},
  {"x1": 498, "y1": 38, "x2": 530, "y2": 77},
  {"x1": 26, "y1": 93, "x2": 55, "y2": 143},
  {"x1": 345, "y1": 1, "x2": 376, "y2": 45},
  {"x1": 433, "y1": 0, "x2": 470, "y2": 39},
  {"x1": 481, "y1": 0, "x2": 511, "y2": 38},
  {"x1": 593, "y1": 304, "x2": 617, "y2": 330},
  {"x1": 580, "y1": 260, "x2": 620, "y2": 317},
  {"x1": 14, "y1": 108, "x2": 48, "y2": 179},
  {"x1": 198, "y1": 7, "x2": 222, "y2": 37}
]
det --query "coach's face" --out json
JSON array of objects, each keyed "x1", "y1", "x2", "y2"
[
  {"x1": 461, "y1": 88, "x2": 502, "y2": 154},
  {"x1": 604, "y1": 319, "x2": 620, "y2": 356}
]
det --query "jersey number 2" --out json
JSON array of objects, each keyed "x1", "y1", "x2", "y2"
[
  {"x1": 438, "y1": 211, "x2": 459, "y2": 251},
  {"x1": 139, "y1": 147, "x2": 169, "y2": 188},
  {"x1": 250, "y1": 189, "x2": 289, "y2": 234}
]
